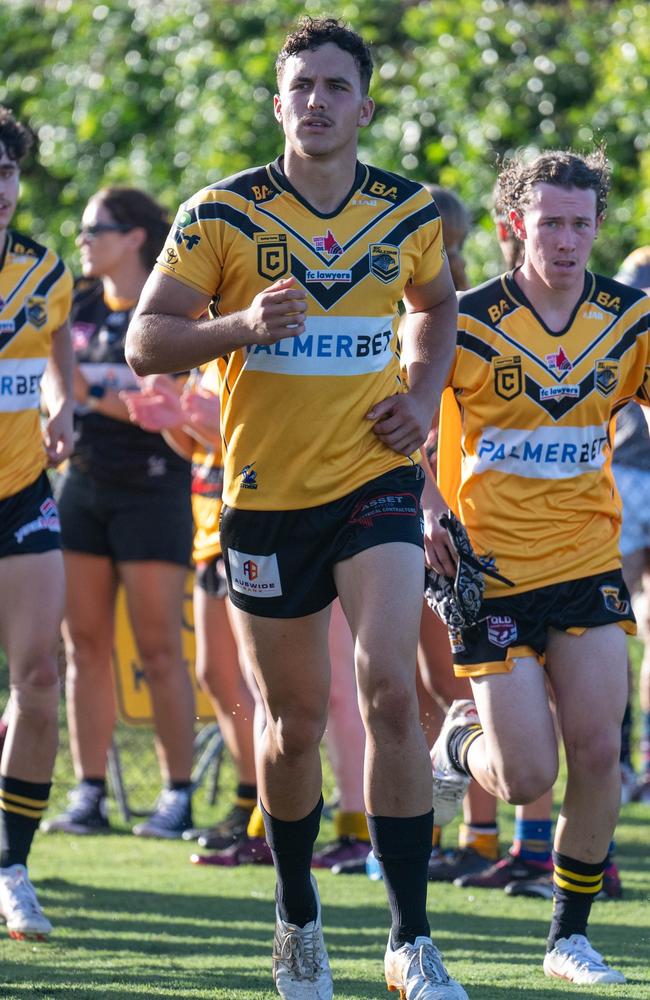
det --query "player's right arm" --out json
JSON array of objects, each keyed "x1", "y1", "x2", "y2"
[{"x1": 125, "y1": 271, "x2": 307, "y2": 376}]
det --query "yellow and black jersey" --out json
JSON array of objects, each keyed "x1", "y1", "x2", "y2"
[
  {"x1": 440, "y1": 270, "x2": 649, "y2": 597},
  {"x1": 190, "y1": 362, "x2": 223, "y2": 564},
  {"x1": 0, "y1": 230, "x2": 73, "y2": 499},
  {"x1": 156, "y1": 157, "x2": 445, "y2": 510}
]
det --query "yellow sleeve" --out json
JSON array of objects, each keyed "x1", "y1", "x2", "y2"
[{"x1": 436, "y1": 386, "x2": 462, "y2": 515}]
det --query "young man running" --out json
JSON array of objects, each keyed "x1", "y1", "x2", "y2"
[
  {"x1": 0, "y1": 106, "x2": 74, "y2": 939},
  {"x1": 427, "y1": 149, "x2": 649, "y2": 986},
  {"x1": 126, "y1": 16, "x2": 466, "y2": 1000}
]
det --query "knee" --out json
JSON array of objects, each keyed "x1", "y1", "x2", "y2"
[
  {"x1": 496, "y1": 758, "x2": 558, "y2": 805},
  {"x1": 10, "y1": 676, "x2": 59, "y2": 729},
  {"x1": 360, "y1": 675, "x2": 417, "y2": 741},
  {"x1": 268, "y1": 704, "x2": 327, "y2": 760},
  {"x1": 138, "y1": 641, "x2": 180, "y2": 684},
  {"x1": 564, "y1": 728, "x2": 621, "y2": 776}
]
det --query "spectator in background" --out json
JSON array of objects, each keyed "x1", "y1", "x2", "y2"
[
  {"x1": 611, "y1": 247, "x2": 650, "y2": 804},
  {"x1": 0, "y1": 106, "x2": 74, "y2": 940},
  {"x1": 43, "y1": 187, "x2": 196, "y2": 840}
]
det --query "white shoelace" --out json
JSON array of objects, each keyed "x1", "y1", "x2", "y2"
[
  {"x1": 274, "y1": 922, "x2": 324, "y2": 982},
  {"x1": 415, "y1": 941, "x2": 452, "y2": 985}
]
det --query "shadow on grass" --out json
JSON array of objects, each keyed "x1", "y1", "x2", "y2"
[{"x1": 1, "y1": 880, "x2": 647, "y2": 999}]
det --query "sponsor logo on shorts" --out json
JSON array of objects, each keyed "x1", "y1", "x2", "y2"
[
  {"x1": 349, "y1": 492, "x2": 419, "y2": 528},
  {"x1": 228, "y1": 550, "x2": 282, "y2": 598},
  {"x1": 14, "y1": 498, "x2": 60, "y2": 545},
  {"x1": 449, "y1": 628, "x2": 465, "y2": 653},
  {"x1": 599, "y1": 585, "x2": 630, "y2": 616},
  {"x1": 486, "y1": 615, "x2": 517, "y2": 648},
  {"x1": 237, "y1": 463, "x2": 258, "y2": 490}
]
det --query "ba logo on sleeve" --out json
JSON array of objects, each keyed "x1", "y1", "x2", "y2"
[
  {"x1": 228, "y1": 549, "x2": 282, "y2": 598},
  {"x1": 369, "y1": 244, "x2": 400, "y2": 283},
  {"x1": 493, "y1": 356, "x2": 522, "y2": 400},
  {"x1": 256, "y1": 233, "x2": 289, "y2": 281},
  {"x1": 595, "y1": 359, "x2": 619, "y2": 397}
]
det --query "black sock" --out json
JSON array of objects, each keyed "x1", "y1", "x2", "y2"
[
  {"x1": 167, "y1": 780, "x2": 192, "y2": 792},
  {"x1": 0, "y1": 776, "x2": 51, "y2": 868},
  {"x1": 367, "y1": 810, "x2": 433, "y2": 950},
  {"x1": 81, "y1": 777, "x2": 106, "y2": 793},
  {"x1": 448, "y1": 723, "x2": 482, "y2": 777},
  {"x1": 547, "y1": 850, "x2": 606, "y2": 950},
  {"x1": 236, "y1": 783, "x2": 257, "y2": 804},
  {"x1": 261, "y1": 797, "x2": 322, "y2": 928}
]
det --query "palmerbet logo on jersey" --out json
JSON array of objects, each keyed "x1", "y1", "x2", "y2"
[{"x1": 243, "y1": 319, "x2": 394, "y2": 377}]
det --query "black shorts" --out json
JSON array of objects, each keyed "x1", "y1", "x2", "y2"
[
  {"x1": 56, "y1": 468, "x2": 192, "y2": 566},
  {"x1": 451, "y1": 569, "x2": 637, "y2": 678},
  {"x1": 195, "y1": 554, "x2": 229, "y2": 599},
  {"x1": 0, "y1": 472, "x2": 61, "y2": 557},
  {"x1": 220, "y1": 465, "x2": 425, "y2": 618}
]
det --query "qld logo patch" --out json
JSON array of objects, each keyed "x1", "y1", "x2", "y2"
[
  {"x1": 228, "y1": 549, "x2": 282, "y2": 598},
  {"x1": 493, "y1": 356, "x2": 522, "y2": 400},
  {"x1": 599, "y1": 585, "x2": 630, "y2": 616},
  {"x1": 312, "y1": 229, "x2": 342, "y2": 257},
  {"x1": 545, "y1": 345, "x2": 573, "y2": 377},
  {"x1": 595, "y1": 359, "x2": 619, "y2": 397},
  {"x1": 369, "y1": 244, "x2": 400, "y2": 283},
  {"x1": 486, "y1": 615, "x2": 517, "y2": 648},
  {"x1": 256, "y1": 233, "x2": 288, "y2": 281}
]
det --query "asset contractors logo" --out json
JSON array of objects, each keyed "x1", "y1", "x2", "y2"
[{"x1": 228, "y1": 549, "x2": 282, "y2": 598}]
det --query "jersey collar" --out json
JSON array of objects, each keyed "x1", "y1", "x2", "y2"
[
  {"x1": 504, "y1": 267, "x2": 595, "y2": 338},
  {"x1": 268, "y1": 156, "x2": 366, "y2": 219}
]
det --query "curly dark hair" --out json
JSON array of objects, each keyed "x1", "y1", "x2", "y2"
[
  {"x1": 496, "y1": 148, "x2": 610, "y2": 220},
  {"x1": 276, "y1": 16, "x2": 373, "y2": 94},
  {"x1": 0, "y1": 105, "x2": 34, "y2": 164},
  {"x1": 92, "y1": 187, "x2": 170, "y2": 271}
]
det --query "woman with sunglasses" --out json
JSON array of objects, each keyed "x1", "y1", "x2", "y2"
[{"x1": 43, "y1": 187, "x2": 196, "y2": 839}]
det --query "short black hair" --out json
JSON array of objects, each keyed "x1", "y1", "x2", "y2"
[
  {"x1": 0, "y1": 105, "x2": 34, "y2": 164},
  {"x1": 496, "y1": 148, "x2": 610, "y2": 220},
  {"x1": 92, "y1": 187, "x2": 170, "y2": 271},
  {"x1": 276, "y1": 16, "x2": 373, "y2": 94}
]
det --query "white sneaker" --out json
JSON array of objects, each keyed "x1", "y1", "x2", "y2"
[
  {"x1": 132, "y1": 787, "x2": 192, "y2": 839},
  {"x1": 272, "y1": 874, "x2": 332, "y2": 999},
  {"x1": 0, "y1": 864, "x2": 52, "y2": 941},
  {"x1": 431, "y1": 700, "x2": 478, "y2": 826},
  {"x1": 385, "y1": 935, "x2": 469, "y2": 999},
  {"x1": 543, "y1": 934, "x2": 626, "y2": 984}
]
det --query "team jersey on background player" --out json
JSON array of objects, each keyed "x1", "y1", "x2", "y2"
[
  {"x1": 156, "y1": 158, "x2": 445, "y2": 510},
  {"x1": 439, "y1": 270, "x2": 649, "y2": 596},
  {"x1": 0, "y1": 231, "x2": 73, "y2": 498}
]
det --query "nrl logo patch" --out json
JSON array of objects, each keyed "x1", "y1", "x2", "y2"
[
  {"x1": 594, "y1": 359, "x2": 618, "y2": 397},
  {"x1": 256, "y1": 233, "x2": 289, "y2": 281},
  {"x1": 493, "y1": 355, "x2": 522, "y2": 400},
  {"x1": 369, "y1": 243, "x2": 400, "y2": 283}
]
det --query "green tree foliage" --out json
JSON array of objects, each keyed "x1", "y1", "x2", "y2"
[{"x1": 1, "y1": 0, "x2": 648, "y2": 282}]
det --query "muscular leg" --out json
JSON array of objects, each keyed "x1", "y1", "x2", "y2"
[
  {"x1": 335, "y1": 542, "x2": 432, "y2": 948},
  {"x1": 546, "y1": 625, "x2": 626, "y2": 863},
  {"x1": 194, "y1": 585, "x2": 256, "y2": 786},
  {"x1": 325, "y1": 599, "x2": 365, "y2": 815},
  {"x1": 60, "y1": 552, "x2": 117, "y2": 780},
  {"x1": 121, "y1": 561, "x2": 194, "y2": 783},
  {"x1": 465, "y1": 657, "x2": 558, "y2": 804}
]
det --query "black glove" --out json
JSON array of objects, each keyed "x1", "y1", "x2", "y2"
[{"x1": 424, "y1": 510, "x2": 513, "y2": 629}]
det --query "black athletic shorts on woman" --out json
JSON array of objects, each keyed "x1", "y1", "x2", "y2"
[
  {"x1": 451, "y1": 569, "x2": 637, "y2": 679},
  {"x1": 220, "y1": 465, "x2": 425, "y2": 618},
  {"x1": 0, "y1": 472, "x2": 61, "y2": 558},
  {"x1": 56, "y1": 467, "x2": 192, "y2": 566}
]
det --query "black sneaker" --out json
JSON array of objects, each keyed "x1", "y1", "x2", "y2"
[
  {"x1": 185, "y1": 802, "x2": 254, "y2": 849},
  {"x1": 41, "y1": 783, "x2": 110, "y2": 835},
  {"x1": 132, "y1": 787, "x2": 193, "y2": 839},
  {"x1": 428, "y1": 847, "x2": 494, "y2": 883}
]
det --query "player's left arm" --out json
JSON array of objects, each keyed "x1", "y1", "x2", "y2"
[
  {"x1": 368, "y1": 262, "x2": 458, "y2": 455},
  {"x1": 41, "y1": 319, "x2": 75, "y2": 466}
]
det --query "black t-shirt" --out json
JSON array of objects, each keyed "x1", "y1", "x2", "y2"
[{"x1": 69, "y1": 279, "x2": 190, "y2": 491}]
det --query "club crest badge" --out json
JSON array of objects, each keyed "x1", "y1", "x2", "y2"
[
  {"x1": 256, "y1": 233, "x2": 289, "y2": 281},
  {"x1": 369, "y1": 244, "x2": 400, "y2": 283}
]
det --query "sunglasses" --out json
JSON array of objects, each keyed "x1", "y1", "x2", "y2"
[{"x1": 78, "y1": 223, "x2": 133, "y2": 239}]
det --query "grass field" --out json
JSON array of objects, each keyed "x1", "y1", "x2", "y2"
[{"x1": 0, "y1": 644, "x2": 649, "y2": 999}]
